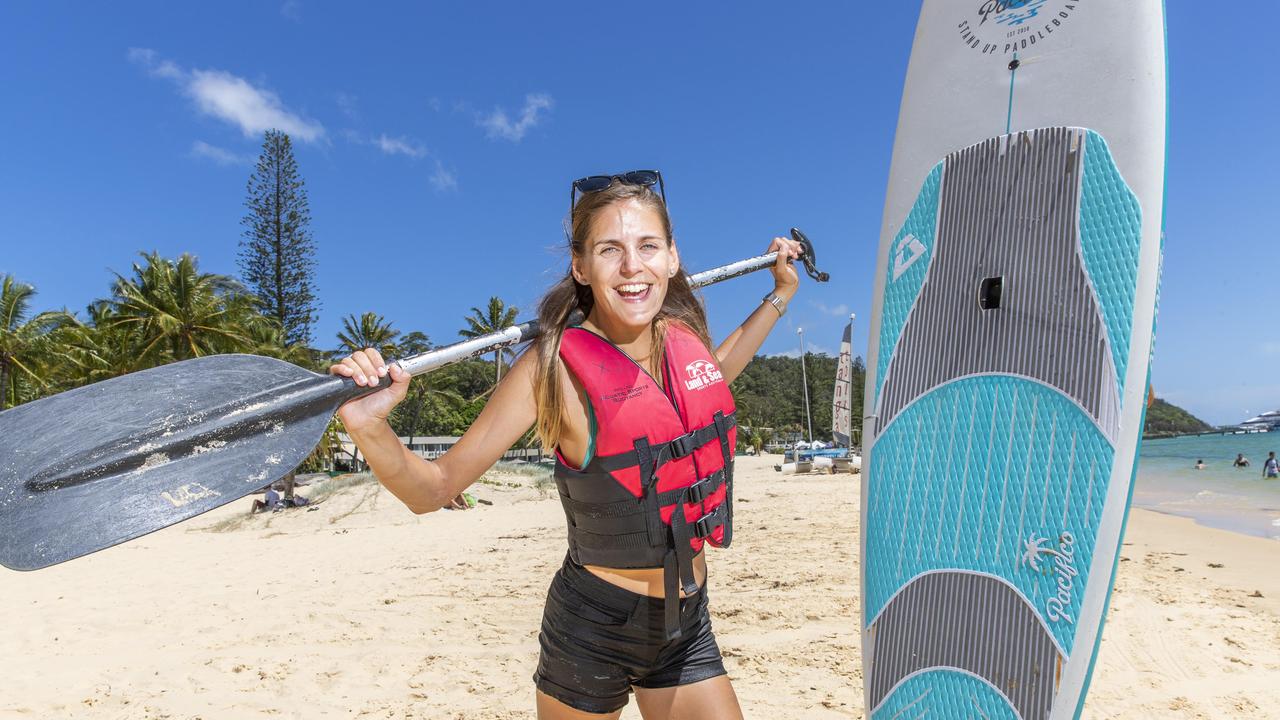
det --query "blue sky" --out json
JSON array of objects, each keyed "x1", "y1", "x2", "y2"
[{"x1": 1, "y1": 3, "x2": 1276, "y2": 426}]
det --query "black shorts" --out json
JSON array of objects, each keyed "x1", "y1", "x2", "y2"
[{"x1": 533, "y1": 554, "x2": 727, "y2": 714}]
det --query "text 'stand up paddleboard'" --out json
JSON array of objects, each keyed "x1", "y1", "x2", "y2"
[{"x1": 861, "y1": 2, "x2": 1166, "y2": 718}]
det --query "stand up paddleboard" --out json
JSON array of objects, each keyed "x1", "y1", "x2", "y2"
[{"x1": 862, "y1": 2, "x2": 1166, "y2": 718}]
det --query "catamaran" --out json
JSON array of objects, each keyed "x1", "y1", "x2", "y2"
[{"x1": 779, "y1": 315, "x2": 863, "y2": 474}]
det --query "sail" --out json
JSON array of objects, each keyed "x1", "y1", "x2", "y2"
[{"x1": 832, "y1": 314, "x2": 854, "y2": 448}]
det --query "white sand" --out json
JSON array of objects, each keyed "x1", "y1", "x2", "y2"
[{"x1": 1, "y1": 456, "x2": 1277, "y2": 718}]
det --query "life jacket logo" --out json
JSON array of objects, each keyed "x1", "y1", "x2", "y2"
[
  {"x1": 891, "y1": 233, "x2": 927, "y2": 280},
  {"x1": 684, "y1": 360, "x2": 724, "y2": 391},
  {"x1": 603, "y1": 385, "x2": 646, "y2": 403}
]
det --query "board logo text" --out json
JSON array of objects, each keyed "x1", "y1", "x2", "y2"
[
  {"x1": 958, "y1": 0, "x2": 1079, "y2": 55},
  {"x1": 1020, "y1": 531, "x2": 1079, "y2": 624}
]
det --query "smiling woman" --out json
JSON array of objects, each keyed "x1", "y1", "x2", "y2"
[{"x1": 329, "y1": 171, "x2": 805, "y2": 720}]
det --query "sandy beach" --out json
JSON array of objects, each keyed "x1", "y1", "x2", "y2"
[{"x1": 2, "y1": 455, "x2": 1278, "y2": 719}]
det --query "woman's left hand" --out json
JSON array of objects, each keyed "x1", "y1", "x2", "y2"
[{"x1": 767, "y1": 235, "x2": 804, "y2": 299}]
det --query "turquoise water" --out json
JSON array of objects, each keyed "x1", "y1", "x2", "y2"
[{"x1": 1136, "y1": 432, "x2": 1280, "y2": 540}]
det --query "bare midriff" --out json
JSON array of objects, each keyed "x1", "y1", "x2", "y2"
[{"x1": 584, "y1": 550, "x2": 706, "y2": 598}]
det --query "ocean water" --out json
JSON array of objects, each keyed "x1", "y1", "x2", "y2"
[{"x1": 1135, "y1": 432, "x2": 1280, "y2": 540}]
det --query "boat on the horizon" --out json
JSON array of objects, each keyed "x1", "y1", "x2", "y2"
[{"x1": 1238, "y1": 409, "x2": 1280, "y2": 433}]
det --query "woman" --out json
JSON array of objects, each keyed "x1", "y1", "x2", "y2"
[{"x1": 331, "y1": 171, "x2": 803, "y2": 719}]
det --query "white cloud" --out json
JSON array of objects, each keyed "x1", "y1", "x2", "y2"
[
  {"x1": 478, "y1": 93, "x2": 553, "y2": 142},
  {"x1": 375, "y1": 134, "x2": 427, "y2": 158},
  {"x1": 129, "y1": 48, "x2": 325, "y2": 143},
  {"x1": 190, "y1": 141, "x2": 252, "y2": 166},
  {"x1": 1262, "y1": 341, "x2": 1280, "y2": 356},
  {"x1": 281, "y1": 0, "x2": 302, "y2": 22},
  {"x1": 430, "y1": 160, "x2": 458, "y2": 191},
  {"x1": 813, "y1": 300, "x2": 851, "y2": 317},
  {"x1": 188, "y1": 69, "x2": 325, "y2": 141},
  {"x1": 773, "y1": 343, "x2": 834, "y2": 359},
  {"x1": 128, "y1": 47, "x2": 182, "y2": 80},
  {"x1": 335, "y1": 92, "x2": 359, "y2": 121}
]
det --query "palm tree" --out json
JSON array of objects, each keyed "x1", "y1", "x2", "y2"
[
  {"x1": 244, "y1": 317, "x2": 315, "y2": 368},
  {"x1": 48, "y1": 301, "x2": 145, "y2": 389},
  {"x1": 335, "y1": 312, "x2": 400, "y2": 357},
  {"x1": 459, "y1": 296, "x2": 518, "y2": 384},
  {"x1": 0, "y1": 275, "x2": 75, "y2": 409},
  {"x1": 108, "y1": 252, "x2": 263, "y2": 364},
  {"x1": 392, "y1": 374, "x2": 466, "y2": 436}
]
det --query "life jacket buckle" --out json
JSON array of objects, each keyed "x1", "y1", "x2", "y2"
[
  {"x1": 692, "y1": 505, "x2": 727, "y2": 539},
  {"x1": 684, "y1": 477, "x2": 709, "y2": 505},
  {"x1": 683, "y1": 470, "x2": 725, "y2": 505},
  {"x1": 666, "y1": 432, "x2": 698, "y2": 460}
]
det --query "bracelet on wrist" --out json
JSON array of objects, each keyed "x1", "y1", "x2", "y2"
[{"x1": 762, "y1": 291, "x2": 787, "y2": 316}]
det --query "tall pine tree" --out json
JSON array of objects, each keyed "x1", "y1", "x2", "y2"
[{"x1": 239, "y1": 129, "x2": 318, "y2": 347}]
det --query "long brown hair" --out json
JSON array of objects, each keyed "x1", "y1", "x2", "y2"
[{"x1": 532, "y1": 181, "x2": 713, "y2": 449}]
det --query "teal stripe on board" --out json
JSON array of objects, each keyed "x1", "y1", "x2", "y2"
[
  {"x1": 864, "y1": 375, "x2": 1115, "y2": 654},
  {"x1": 1078, "y1": 130, "x2": 1142, "y2": 394},
  {"x1": 872, "y1": 668, "x2": 1020, "y2": 720},
  {"x1": 874, "y1": 162, "x2": 942, "y2": 409}
]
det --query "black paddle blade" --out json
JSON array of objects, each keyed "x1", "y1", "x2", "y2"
[{"x1": 0, "y1": 354, "x2": 370, "y2": 571}]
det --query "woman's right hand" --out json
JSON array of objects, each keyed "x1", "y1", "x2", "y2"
[{"x1": 329, "y1": 348, "x2": 411, "y2": 432}]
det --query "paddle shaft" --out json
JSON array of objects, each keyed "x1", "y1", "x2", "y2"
[{"x1": 396, "y1": 232, "x2": 827, "y2": 377}]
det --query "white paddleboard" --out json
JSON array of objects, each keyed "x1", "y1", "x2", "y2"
[{"x1": 861, "y1": 2, "x2": 1166, "y2": 718}]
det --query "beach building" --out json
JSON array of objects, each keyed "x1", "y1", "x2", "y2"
[{"x1": 333, "y1": 433, "x2": 542, "y2": 472}]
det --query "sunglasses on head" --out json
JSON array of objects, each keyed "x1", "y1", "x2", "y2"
[{"x1": 570, "y1": 170, "x2": 665, "y2": 218}]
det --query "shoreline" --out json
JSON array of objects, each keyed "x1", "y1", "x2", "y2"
[{"x1": 1129, "y1": 502, "x2": 1280, "y2": 542}]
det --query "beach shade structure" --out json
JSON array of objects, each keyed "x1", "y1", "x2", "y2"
[{"x1": 0, "y1": 229, "x2": 828, "y2": 571}]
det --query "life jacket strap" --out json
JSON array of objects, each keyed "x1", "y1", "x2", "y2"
[
  {"x1": 634, "y1": 437, "x2": 665, "y2": 549},
  {"x1": 593, "y1": 411, "x2": 737, "y2": 474},
  {"x1": 666, "y1": 491, "x2": 701, "y2": 640},
  {"x1": 712, "y1": 410, "x2": 734, "y2": 548},
  {"x1": 558, "y1": 469, "x2": 725, "y2": 523}
]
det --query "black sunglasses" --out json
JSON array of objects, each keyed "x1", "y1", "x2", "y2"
[{"x1": 570, "y1": 170, "x2": 665, "y2": 218}]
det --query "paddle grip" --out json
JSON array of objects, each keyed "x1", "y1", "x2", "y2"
[{"x1": 335, "y1": 372, "x2": 395, "y2": 404}]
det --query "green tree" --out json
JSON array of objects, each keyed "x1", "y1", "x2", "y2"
[
  {"x1": 108, "y1": 252, "x2": 263, "y2": 364},
  {"x1": 336, "y1": 312, "x2": 400, "y2": 357},
  {"x1": 1143, "y1": 397, "x2": 1213, "y2": 438},
  {"x1": 459, "y1": 296, "x2": 518, "y2": 383},
  {"x1": 0, "y1": 275, "x2": 74, "y2": 409},
  {"x1": 398, "y1": 331, "x2": 433, "y2": 357},
  {"x1": 730, "y1": 352, "x2": 866, "y2": 448},
  {"x1": 239, "y1": 129, "x2": 318, "y2": 347},
  {"x1": 50, "y1": 300, "x2": 146, "y2": 388}
]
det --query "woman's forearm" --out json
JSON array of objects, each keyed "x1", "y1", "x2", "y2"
[
  {"x1": 716, "y1": 286, "x2": 794, "y2": 382},
  {"x1": 346, "y1": 419, "x2": 450, "y2": 513}
]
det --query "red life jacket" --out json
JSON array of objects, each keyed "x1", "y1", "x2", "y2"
[{"x1": 554, "y1": 322, "x2": 737, "y2": 638}]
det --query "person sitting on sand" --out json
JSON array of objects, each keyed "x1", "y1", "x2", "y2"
[
  {"x1": 330, "y1": 171, "x2": 804, "y2": 719},
  {"x1": 1194, "y1": 459, "x2": 1206, "y2": 470},
  {"x1": 1234, "y1": 453, "x2": 1250, "y2": 468},
  {"x1": 250, "y1": 486, "x2": 282, "y2": 514},
  {"x1": 1264, "y1": 452, "x2": 1279, "y2": 479}
]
